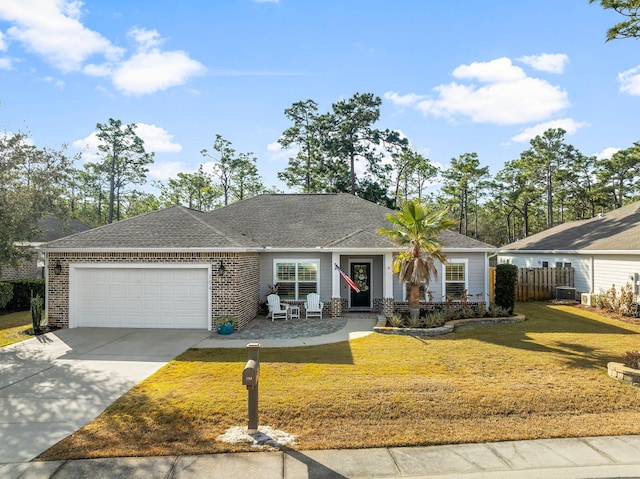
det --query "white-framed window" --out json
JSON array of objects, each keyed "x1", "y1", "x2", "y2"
[
  {"x1": 273, "y1": 259, "x2": 319, "y2": 300},
  {"x1": 443, "y1": 259, "x2": 468, "y2": 300}
]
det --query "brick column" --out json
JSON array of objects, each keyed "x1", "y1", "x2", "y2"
[
  {"x1": 331, "y1": 297, "x2": 342, "y2": 317},
  {"x1": 382, "y1": 297, "x2": 394, "y2": 318}
]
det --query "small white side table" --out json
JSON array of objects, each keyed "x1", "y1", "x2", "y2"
[{"x1": 288, "y1": 305, "x2": 300, "y2": 320}]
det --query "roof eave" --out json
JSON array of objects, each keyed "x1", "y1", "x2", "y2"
[{"x1": 498, "y1": 249, "x2": 640, "y2": 255}]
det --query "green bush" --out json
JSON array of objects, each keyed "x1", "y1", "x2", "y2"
[
  {"x1": 0, "y1": 282, "x2": 13, "y2": 309},
  {"x1": 31, "y1": 293, "x2": 44, "y2": 333},
  {"x1": 3, "y1": 279, "x2": 45, "y2": 311},
  {"x1": 495, "y1": 264, "x2": 518, "y2": 314}
]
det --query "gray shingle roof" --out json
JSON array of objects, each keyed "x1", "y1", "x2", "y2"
[
  {"x1": 500, "y1": 201, "x2": 640, "y2": 251},
  {"x1": 32, "y1": 216, "x2": 91, "y2": 242},
  {"x1": 45, "y1": 206, "x2": 259, "y2": 249},
  {"x1": 45, "y1": 194, "x2": 496, "y2": 251}
]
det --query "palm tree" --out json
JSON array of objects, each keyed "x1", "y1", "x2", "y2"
[{"x1": 378, "y1": 200, "x2": 455, "y2": 318}]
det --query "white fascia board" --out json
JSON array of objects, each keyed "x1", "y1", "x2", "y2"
[
  {"x1": 263, "y1": 247, "x2": 399, "y2": 254},
  {"x1": 498, "y1": 249, "x2": 640, "y2": 255},
  {"x1": 41, "y1": 247, "x2": 262, "y2": 253},
  {"x1": 442, "y1": 248, "x2": 498, "y2": 253}
]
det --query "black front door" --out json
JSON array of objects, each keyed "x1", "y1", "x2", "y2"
[{"x1": 350, "y1": 262, "x2": 371, "y2": 308}]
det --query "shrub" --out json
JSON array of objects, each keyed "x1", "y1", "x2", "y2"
[
  {"x1": 387, "y1": 315, "x2": 405, "y2": 328},
  {"x1": 597, "y1": 283, "x2": 637, "y2": 316},
  {"x1": 488, "y1": 304, "x2": 510, "y2": 318},
  {"x1": 3, "y1": 279, "x2": 45, "y2": 311},
  {"x1": 406, "y1": 315, "x2": 423, "y2": 328},
  {"x1": 495, "y1": 264, "x2": 517, "y2": 314},
  {"x1": 30, "y1": 293, "x2": 44, "y2": 333},
  {"x1": 423, "y1": 311, "x2": 447, "y2": 328},
  {"x1": 0, "y1": 282, "x2": 13, "y2": 309},
  {"x1": 622, "y1": 350, "x2": 640, "y2": 370}
]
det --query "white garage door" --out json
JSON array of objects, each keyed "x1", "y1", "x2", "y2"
[{"x1": 71, "y1": 265, "x2": 210, "y2": 329}]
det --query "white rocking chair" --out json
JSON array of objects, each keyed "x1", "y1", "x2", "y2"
[
  {"x1": 267, "y1": 294, "x2": 289, "y2": 322},
  {"x1": 304, "y1": 292, "x2": 324, "y2": 320}
]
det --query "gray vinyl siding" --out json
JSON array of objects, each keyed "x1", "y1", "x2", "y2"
[
  {"x1": 259, "y1": 252, "x2": 332, "y2": 302},
  {"x1": 392, "y1": 252, "x2": 488, "y2": 302}
]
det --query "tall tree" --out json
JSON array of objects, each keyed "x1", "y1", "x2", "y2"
[
  {"x1": 595, "y1": 143, "x2": 640, "y2": 208},
  {"x1": 155, "y1": 166, "x2": 221, "y2": 211},
  {"x1": 441, "y1": 152, "x2": 489, "y2": 237},
  {"x1": 590, "y1": 0, "x2": 640, "y2": 40},
  {"x1": 327, "y1": 92, "x2": 406, "y2": 195},
  {"x1": 391, "y1": 148, "x2": 438, "y2": 207},
  {"x1": 524, "y1": 128, "x2": 576, "y2": 229},
  {"x1": 95, "y1": 119, "x2": 154, "y2": 224},
  {"x1": 278, "y1": 100, "x2": 325, "y2": 193},
  {"x1": 201, "y1": 134, "x2": 266, "y2": 206},
  {"x1": 378, "y1": 201, "x2": 455, "y2": 319},
  {"x1": 0, "y1": 132, "x2": 72, "y2": 272}
]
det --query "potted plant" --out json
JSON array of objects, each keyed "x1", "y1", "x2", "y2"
[{"x1": 214, "y1": 315, "x2": 237, "y2": 335}]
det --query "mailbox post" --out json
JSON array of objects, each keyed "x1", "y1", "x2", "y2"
[{"x1": 242, "y1": 343, "x2": 260, "y2": 433}]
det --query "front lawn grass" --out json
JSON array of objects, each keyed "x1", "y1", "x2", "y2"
[
  {"x1": 39, "y1": 302, "x2": 640, "y2": 460},
  {"x1": 0, "y1": 310, "x2": 32, "y2": 348}
]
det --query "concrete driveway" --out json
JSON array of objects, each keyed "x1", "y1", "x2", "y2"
[{"x1": 0, "y1": 328, "x2": 211, "y2": 464}]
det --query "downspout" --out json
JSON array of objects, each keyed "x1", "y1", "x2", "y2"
[
  {"x1": 486, "y1": 252, "x2": 497, "y2": 309},
  {"x1": 590, "y1": 255, "x2": 595, "y2": 294}
]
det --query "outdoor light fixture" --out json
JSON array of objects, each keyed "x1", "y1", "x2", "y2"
[
  {"x1": 218, "y1": 260, "x2": 226, "y2": 276},
  {"x1": 54, "y1": 261, "x2": 62, "y2": 275}
]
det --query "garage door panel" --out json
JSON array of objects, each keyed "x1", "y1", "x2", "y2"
[{"x1": 72, "y1": 266, "x2": 209, "y2": 329}]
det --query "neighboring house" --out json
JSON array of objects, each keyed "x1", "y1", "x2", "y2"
[
  {"x1": 498, "y1": 201, "x2": 640, "y2": 300},
  {"x1": 43, "y1": 194, "x2": 496, "y2": 330},
  {"x1": 0, "y1": 216, "x2": 91, "y2": 281}
]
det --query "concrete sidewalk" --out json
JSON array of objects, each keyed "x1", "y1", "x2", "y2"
[{"x1": 3, "y1": 435, "x2": 640, "y2": 478}]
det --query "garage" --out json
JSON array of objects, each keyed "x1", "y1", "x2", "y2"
[{"x1": 70, "y1": 265, "x2": 210, "y2": 329}]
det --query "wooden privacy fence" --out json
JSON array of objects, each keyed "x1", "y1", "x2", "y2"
[{"x1": 488, "y1": 267, "x2": 575, "y2": 302}]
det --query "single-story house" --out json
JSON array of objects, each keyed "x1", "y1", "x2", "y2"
[
  {"x1": 43, "y1": 194, "x2": 496, "y2": 330},
  {"x1": 1, "y1": 216, "x2": 91, "y2": 281},
  {"x1": 498, "y1": 201, "x2": 640, "y2": 301}
]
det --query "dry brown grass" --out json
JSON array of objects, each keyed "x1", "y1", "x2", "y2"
[
  {"x1": 39, "y1": 302, "x2": 640, "y2": 460},
  {"x1": 0, "y1": 310, "x2": 32, "y2": 347}
]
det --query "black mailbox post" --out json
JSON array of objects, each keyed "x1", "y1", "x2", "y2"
[{"x1": 242, "y1": 343, "x2": 260, "y2": 433}]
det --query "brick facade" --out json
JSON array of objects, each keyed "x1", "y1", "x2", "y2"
[{"x1": 46, "y1": 251, "x2": 260, "y2": 330}]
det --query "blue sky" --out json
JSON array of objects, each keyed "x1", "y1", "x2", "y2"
[{"x1": 0, "y1": 0, "x2": 638, "y2": 193}]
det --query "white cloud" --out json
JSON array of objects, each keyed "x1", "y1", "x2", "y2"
[
  {"x1": 387, "y1": 57, "x2": 569, "y2": 125},
  {"x1": 511, "y1": 118, "x2": 589, "y2": 143},
  {"x1": 148, "y1": 161, "x2": 187, "y2": 181},
  {"x1": 111, "y1": 28, "x2": 206, "y2": 95},
  {"x1": 72, "y1": 123, "x2": 182, "y2": 159},
  {"x1": 42, "y1": 76, "x2": 65, "y2": 88},
  {"x1": 618, "y1": 65, "x2": 640, "y2": 95},
  {"x1": 383, "y1": 91, "x2": 425, "y2": 106},
  {"x1": 0, "y1": 1, "x2": 204, "y2": 95},
  {"x1": 134, "y1": 123, "x2": 182, "y2": 153},
  {"x1": 0, "y1": 57, "x2": 12, "y2": 70},
  {"x1": 0, "y1": 31, "x2": 7, "y2": 51},
  {"x1": 128, "y1": 27, "x2": 164, "y2": 51},
  {"x1": 452, "y1": 57, "x2": 527, "y2": 83},
  {"x1": 266, "y1": 141, "x2": 295, "y2": 162},
  {"x1": 0, "y1": 0, "x2": 124, "y2": 71},
  {"x1": 595, "y1": 147, "x2": 620, "y2": 160},
  {"x1": 517, "y1": 53, "x2": 569, "y2": 74}
]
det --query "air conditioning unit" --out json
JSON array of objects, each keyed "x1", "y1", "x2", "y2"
[
  {"x1": 556, "y1": 286, "x2": 576, "y2": 300},
  {"x1": 581, "y1": 293, "x2": 593, "y2": 306}
]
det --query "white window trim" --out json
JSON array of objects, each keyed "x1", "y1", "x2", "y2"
[
  {"x1": 273, "y1": 258, "x2": 320, "y2": 301},
  {"x1": 442, "y1": 258, "x2": 468, "y2": 301}
]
